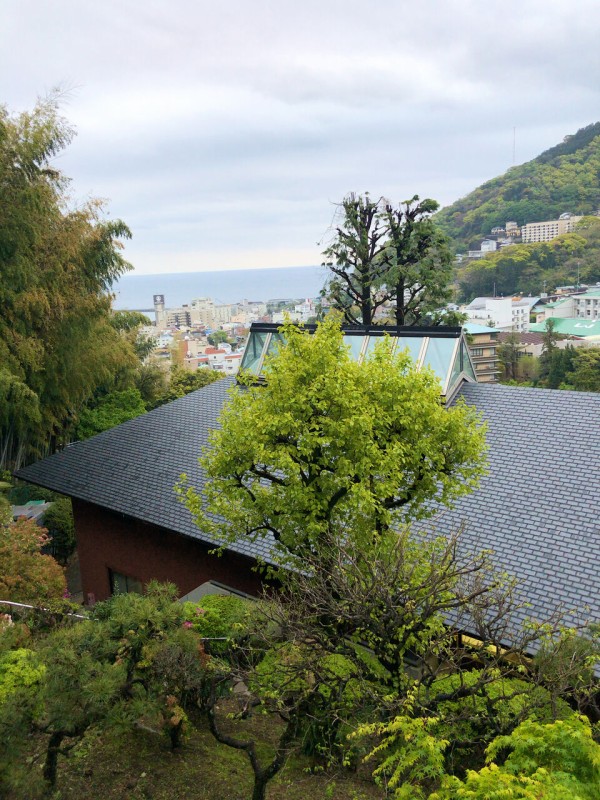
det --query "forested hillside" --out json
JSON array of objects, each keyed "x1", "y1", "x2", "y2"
[
  {"x1": 456, "y1": 216, "x2": 600, "y2": 299},
  {"x1": 436, "y1": 122, "x2": 600, "y2": 249}
]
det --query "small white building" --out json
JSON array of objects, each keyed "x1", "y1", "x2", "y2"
[
  {"x1": 465, "y1": 297, "x2": 513, "y2": 330},
  {"x1": 464, "y1": 296, "x2": 537, "y2": 332}
]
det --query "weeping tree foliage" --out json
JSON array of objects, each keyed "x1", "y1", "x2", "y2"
[{"x1": 0, "y1": 96, "x2": 136, "y2": 468}]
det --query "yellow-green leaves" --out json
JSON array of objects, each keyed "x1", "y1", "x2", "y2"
[{"x1": 183, "y1": 316, "x2": 486, "y2": 567}]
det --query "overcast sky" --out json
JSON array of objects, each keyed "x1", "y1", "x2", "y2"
[{"x1": 2, "y1": 0, "x2": 599, "y2": 274}]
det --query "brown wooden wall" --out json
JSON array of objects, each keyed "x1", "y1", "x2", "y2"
[{"x1": 72, "y1": 499, "x2": 262, "y2": 603}]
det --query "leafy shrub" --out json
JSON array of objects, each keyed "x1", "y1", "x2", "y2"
[
  {"x1": 42, "y1": 498, "x2": 76, "y2": 564},
  {"x1": 0, "y1": 648, "x2": 45, "y2": 707},
  {"x1": 183, "y1": 594, "x2": 252, "y2": 642},
  {"x1": 7, "y1": 483, "x2": 59, "y2": 505},
  {"x1": 432, "y1": 716, "x2": 600, "y2": 800}
]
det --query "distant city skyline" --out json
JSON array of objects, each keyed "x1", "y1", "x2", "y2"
[{"x1": 3, "y1": 0, "x2": 600, "y2": 275}]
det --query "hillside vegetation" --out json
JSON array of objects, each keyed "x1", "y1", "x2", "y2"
[
  {"x1": 456, "y1": 216, "x2": 600, "y2": 299},
  {"x1": 436, "y1": 122, "x2": 600, "y2": 249}
]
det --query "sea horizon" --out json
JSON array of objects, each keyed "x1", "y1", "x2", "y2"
[{"x1": 112, "y1": 264, "x2": 326, "y2": 310}]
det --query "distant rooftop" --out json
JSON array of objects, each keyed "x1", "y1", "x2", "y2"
[
  {"x1": 529, "y1": 318, "x2": 600, "y2": 337},
  {"x1": 462, "y1": 323, "x2": 498, "y2": 335}
]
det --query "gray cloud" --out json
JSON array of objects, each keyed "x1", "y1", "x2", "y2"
[{"x1": 2, "y1": 0, "x2": 599, "y2": 272}]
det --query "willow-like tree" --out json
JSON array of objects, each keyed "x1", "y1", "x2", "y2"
[{"x1": 0, "y1": 96, "x2": 136, "y2": 468}]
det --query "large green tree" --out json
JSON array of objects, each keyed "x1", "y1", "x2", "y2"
[
  {"x1": 182, "y1": 315, "x2": 486, "y2": 569},
  {"x1": 0, "y1": 96, "x2": 135, "y2": 468},
  {"x1": 321, "y1": 193, "x2": 390, "y2": 326}
]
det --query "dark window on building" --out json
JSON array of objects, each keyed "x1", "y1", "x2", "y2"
[{"x1": 109, "y1": 569, "x2": 143, "y2": 595}]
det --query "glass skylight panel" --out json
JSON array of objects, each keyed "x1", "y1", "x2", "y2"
[
  {"x1": 421, "y1": 337, "x2": 457, "y2": 384},
  {"x1": 395, "y1": 337, "x2": 426, "y2": 365},
  {"x1": 447, "y1": 345, "x2": 463, "y2": 390},
  {"x1": 264, "y1": 332, "x2": 285, "y2": 360},
  {"x1": 343, "y1": 335, "x2": 366, "y2": 361},
  {"x1": 240, "y1": 331, "x2": 268, "y2": 374},
  {"x1": 364, "y1": 335, "x2": 386, "y2": 360},
  {"x1": 239, "y1": 324, "x2": 470, "y2": 395},
  {"x1": 461, "y1": 342, "x2": 477, "y2": 382}
]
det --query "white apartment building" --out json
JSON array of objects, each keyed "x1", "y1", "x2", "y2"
[
  {"x1": 465, "y1": 298, "x2": 513, "y2": 330},
  {"x1": 465, "y1": 296, "x2": 537, "y2": 332},
  {"x1": 574, "y1": 288, "x2": 600, "y2": 320},
  {"x1": 520, "y1": 213, "x2": 582, "y2": 244}
]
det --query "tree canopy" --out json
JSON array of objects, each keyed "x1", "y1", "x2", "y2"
[
  {"x1": 182, "y1": 315, "x2": 487, "y2": 568},
  {"x1": 0, "y1": 96, "x2": 136, "y2": 468},
  {"x1": 0, "y1": 517, "x2": 66, "y2": 603},
  {"x1": 321, "y1": 194, "x2": 454, "y2": 326}
]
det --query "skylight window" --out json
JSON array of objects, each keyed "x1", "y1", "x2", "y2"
[{"x1": 239, "y1": 324, "x2": 477, "y2": 398}]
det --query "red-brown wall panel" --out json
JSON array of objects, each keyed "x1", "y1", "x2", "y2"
[{"x1": 72, "y1": 499, "x2": 262, "y2": 602}]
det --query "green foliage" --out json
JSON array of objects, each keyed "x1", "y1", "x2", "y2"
[
  {"x1": 134, "y1": 362, "x2": 168, "y2": 407},
  {"x1": 381, "y1": 196, "x2": 454, "y2": 325},
  {"x1": 431, "y1": 716, "x2": 600, "y2": 800},
  {"x1": 207, "y1": 330, "x2": 229, "y2": 347},
  {"x1": 7, "y1": 482, "x2": 59, "y2": 504},
  {"x1": 436, "y1": 122, "x2": 600, "y2": 249},
  {"x1": 355, "y1": 714, "x2": 448, "y2": 798},
  {"x1": 183, "y1": 593, "x2": 252, "y2": 640},
  {"x1": 420, "y1": 670, "x2": 574, "y2": 773},
  {"x1": 75, "y1": 387, "x2": 147, "y2": 439},
  {"x1": 0, "y1": 582, "x2": 212, "y2": 792},
  {"x1": 0, "y1": 647, "x2": 45, "y2": 706},
  {"x1": 181, "y1": 315, "x2": 487, "y2": 567},
  {"x1": 567, "y1": 347, "x2": 600, "y2": 392},
  {"x1": 155, "y1": 365, "x2": 223, "y2": 407},
  {"x1": 42, "y1": 497, "x2": 76, "y2": 564},
  {"x1": 0, "y1": 494, "x2": 11, "y2": 526},
  {"x1": 0, "y1": 96, "x2": 136, "y2": 468},
  {"x1": 534, "y1": 627, "x2": 600, "y2": 712},
  {"x1": 456, "y1": 232, "x2": 591, "y2": 299},
  {"x1": 321, "y1": 193, "x2": 453, "y2": 326}
]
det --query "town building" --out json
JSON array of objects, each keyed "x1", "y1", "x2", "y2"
[
  {"x1": 520, "y1": 213, "x2": 582, "y2": 244},
  {"x1": 463, "y1": 323, "x2": 500, "y2": 383},
  {"x1": 463, "y1": 297, "x2": 538, "y2": 332},
  {"x1": 528, "y1": 317, "x2": 600, "y2": 341}
]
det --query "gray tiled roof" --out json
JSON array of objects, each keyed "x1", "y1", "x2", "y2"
[
  {"x1": 442, "y1": 383, "x2": 600, "y2": 629},
  {"x1": 16, "y1": 380, "x2": 600, "y2": 630},
  {"x1": 16, "y1": 378, "x2": 275, "y2": 564}
]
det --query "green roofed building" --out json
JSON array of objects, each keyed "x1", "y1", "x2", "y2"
[{"x1": 528, "y1": 317, "x2": 600, "y2": 338}]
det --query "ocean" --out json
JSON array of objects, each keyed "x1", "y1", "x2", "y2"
[{"x1": 112, "y1": 265, "x2": 326, "y2": 310}]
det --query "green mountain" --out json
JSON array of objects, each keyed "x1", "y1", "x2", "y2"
[{"x1": 436, "y1": 122, "x2": 600, "y2": 250}]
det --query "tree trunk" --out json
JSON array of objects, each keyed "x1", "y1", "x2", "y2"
[
  {"x1": 395, "y1": 277, "x2": 406, "y2": 326},
  {"x1": 43, "y1": 731, "x2": 64, "y2": 789},
  {"x1": 252, "y1": 771, "x2": 270, "y2": 800}
]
